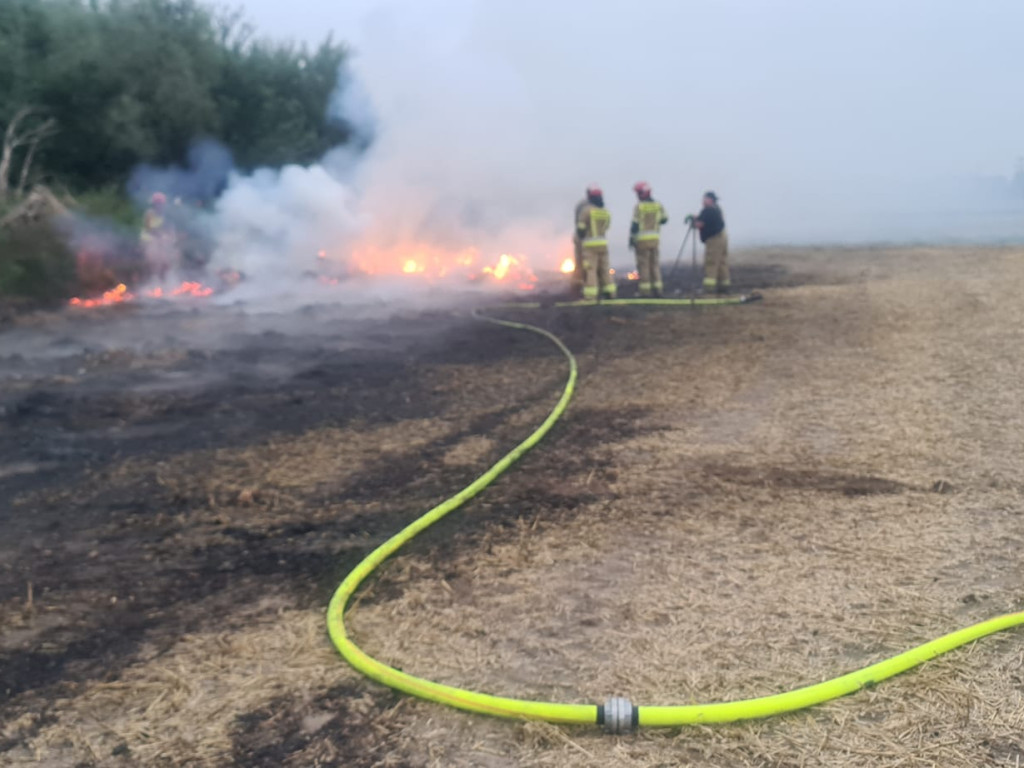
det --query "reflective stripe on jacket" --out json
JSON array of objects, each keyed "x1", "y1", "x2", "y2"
[{"x1": 632, "y1": 200, "x2": 667, "y2": 242}]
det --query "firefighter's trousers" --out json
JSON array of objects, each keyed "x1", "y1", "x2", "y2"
[
  {"x1": 703, "y1": 231, "x2": 730, "y2": 292},
  {"x1": 634, "y1": 241, "x2": 662, "y2": 297},
  {"x1": 581, "y1": 245, "x2": 616, "y2": 300}
]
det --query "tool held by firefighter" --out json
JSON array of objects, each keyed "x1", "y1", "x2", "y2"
[
  {"x1": 628, "y1": 182, "x2": 668, "y2": 297},
  {"x1": 667, "y1": 216, "x2": 697, "y2": 295},
  {"x1": 140, "y1": 192, "x2": 179, "y2": 283},
  {"x1": 576, "y1": 185, "x2": 616, "y2": 300},
  {"x1": 691, "y1": 191, "x2": 729, "y2": 294}
]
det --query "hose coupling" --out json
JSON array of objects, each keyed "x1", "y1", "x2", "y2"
[{"x1": 599, "y1": 696, "x2": 637, "y2": 734}]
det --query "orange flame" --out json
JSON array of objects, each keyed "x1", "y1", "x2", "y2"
[
  {"x1": 69, "y1": 280, "x2": 215, "y2": 309},
  {"x1": 482, "y1": 254, "x2": 514, "y2": 280},
  {"x1": 349, "y1": 243, "x2": 538, "y2": 289},
  {"x1": 560, "y1": 258, "x2": 575, "y2": 274},
  {"x1": 172, "y1": 281, "x2": 214, "y2": 298},
  {"x1": 353, "y1": 245, "x2": 481, "y2": 278},
  {"x1": 69, "y1": 283, "x2": 133, "y2": 308},
  {"x1": 627, "y1": 270, "x2": 640, "y2": 281},
  {"x1": 481, "y1": 253, "x2": 537, "y2": 286}
]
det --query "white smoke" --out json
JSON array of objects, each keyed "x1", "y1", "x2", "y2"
[
  {"x1": 211, "y1": 162, "x2": 364, "y2": 279},
  {"x1": 199, "y1": 0, "x2": 1024, "y2": 295},
  {"x1": 204, "y1": 4, "x2": 579, "y2": 292},
  {"x1": 127, "y1": 140, "x2": 233, "y2": 206}
]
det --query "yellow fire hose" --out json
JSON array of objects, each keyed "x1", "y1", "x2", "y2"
[
  {"x1": 326, "y1": 306, "x2": 1024, "y2": 732},
  {"x1": 498, "y1": 294, "x2": 758, "y2": 310}
]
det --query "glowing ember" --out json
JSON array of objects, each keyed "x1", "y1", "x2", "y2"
[
  {"x1": 146, "y1": 287, "x2": 164, "y2": 298},
  {"x1": 218, "y1": 269, "x2": 245, "y2": 287},
  {"x1": 560, "y1": 258, "x2": 575, "y2": 274}
]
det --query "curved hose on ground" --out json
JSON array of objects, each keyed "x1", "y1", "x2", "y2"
[{"x1": 326, "y1": 308, "x2": 1024, "y2": 730}]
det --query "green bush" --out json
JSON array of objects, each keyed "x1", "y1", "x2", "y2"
[
  {"x1": 0, "y1": 220, "x2": 77, "y2": 303},
  {"x1": 0, "y1": 0, "x2": 362, "y2": 307},
  {"x1": 1, "y1": 0, "x2": 353, "y2": 191},
  {"x1": 75, "y1": 187, "x2": 142, "y2": 229}
]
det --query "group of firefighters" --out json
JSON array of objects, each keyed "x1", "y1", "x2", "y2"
[
  {"x1": 142, "y1": 186, "x2": 729, "y2": 298},
  {"x1": 572, "y1": 183, "x2": 729, "y2": 299}
]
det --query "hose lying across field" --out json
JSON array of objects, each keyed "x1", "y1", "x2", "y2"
[{"x1": 326, "y1": 297, "x2": 1024, "y2": 732}]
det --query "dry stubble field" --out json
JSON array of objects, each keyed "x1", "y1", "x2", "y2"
[{"x1": 1, "y1": 245, "x2": 1023, "y2": 766}]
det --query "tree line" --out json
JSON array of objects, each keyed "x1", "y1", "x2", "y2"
[
  {"x1": 0, "y1": 0, "x2": 357, "y2": 305},
  {"x1": 0, "y1": 0, "x2": 353, "y2": 203}
]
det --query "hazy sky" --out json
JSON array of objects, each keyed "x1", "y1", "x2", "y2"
[{"x1": 229, "y1": 0, "x2": 1024, "y2": 246}]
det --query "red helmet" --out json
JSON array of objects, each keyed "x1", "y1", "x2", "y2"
[
  {"x1": 586, "y1": 184, "x2": 602, "y2": 197},
  {"x1": 633, "y1": 181, "x2": 651, "y2": 198},
  {"x1": 151, "y1": 192, "x2": 167, "y2": 206}
]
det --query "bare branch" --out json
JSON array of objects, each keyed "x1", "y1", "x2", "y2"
[
  {"x1": 16, "y1": 138, "x2": 42, "y2": 199},
  {"x1": 1, "y1": 109, "x2": 57, "y2": 203},
  {"x1": 2, "y1": 108, "x2": 38, "y2": 148},
  {"x1": 22, "y1": 118, "x2": 58, "y2": 146}
]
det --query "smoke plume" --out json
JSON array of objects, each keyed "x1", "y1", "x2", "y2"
[{"x1": 139, "y1": 0, "x2": 1024, "y2": 296}]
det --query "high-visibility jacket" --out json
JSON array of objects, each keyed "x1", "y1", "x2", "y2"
[
  {"x1": 631, "y1": 199, "x2": 668, "y2": 243},
  {"x1": 576, "y1": 203, "x2": 611, "y2": 247},
  {"x1": 140, "y1": 209, "x2": 166, "y2": 243}
]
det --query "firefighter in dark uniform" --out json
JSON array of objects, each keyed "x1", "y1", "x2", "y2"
[{"x1": 693, "y1": 191, "x2": 729, "y2": 293}]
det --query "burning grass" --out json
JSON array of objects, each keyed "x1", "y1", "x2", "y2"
[
  {"x1": 65, "y1": 244, "x2": 549, "y2": 310},
  {"x1": 324, "y1": 244, "x2": 543, "y2": 292},
  {"x1": 68, "y1": 280, "x2": 217, "y2": 308}
]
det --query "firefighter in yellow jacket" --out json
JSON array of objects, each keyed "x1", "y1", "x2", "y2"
[
  {"x1": 140, "y1": 192, "x2": 178, "y2": 282},
  {"x1": 575, "y1": 185, "x2": 615, "y2": 300},
  {"x1": 629, "y1": 181, "x2": 668, "y2": 297}
]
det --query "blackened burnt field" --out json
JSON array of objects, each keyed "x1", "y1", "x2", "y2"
[{"x1": 2, "y1": 246, "x2": 1024, "y2": 768}]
